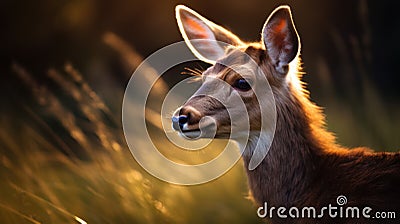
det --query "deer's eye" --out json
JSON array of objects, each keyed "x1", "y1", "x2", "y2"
[{"x1": 233, "y1": 78, "x2": 252, "y2": 91}]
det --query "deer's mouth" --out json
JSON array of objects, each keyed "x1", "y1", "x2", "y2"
[{"x1": 180, "y1": 129, "x2": 202, "y2": 139}]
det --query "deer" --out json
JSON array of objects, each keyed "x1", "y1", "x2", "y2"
[{"x1": 171, "y1": 5, "x2": 400, "y2": 223}]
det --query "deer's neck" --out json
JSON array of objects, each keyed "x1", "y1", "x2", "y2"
[{"x1": 242, "y1": 86, "x2": 337, "y2": 207}]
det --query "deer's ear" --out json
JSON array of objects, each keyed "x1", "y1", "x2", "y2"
[
  {"x1": 176, "y1": 5, "x2": 243, "y2": 64},
  {"x1": 262, "y1": 5, "x2": 300, "y2": 74}
]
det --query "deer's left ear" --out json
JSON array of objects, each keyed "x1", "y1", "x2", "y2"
[
  {"x1": 262, "y1": 5, "x2": 300, "y2": 74},
  {"x1": 176, "y1": 5, "x2": 243, "y2": 64}
]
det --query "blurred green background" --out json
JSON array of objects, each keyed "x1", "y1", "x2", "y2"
[{"x1": 0, "y1": 0, "x2": 399, "y2": 223}]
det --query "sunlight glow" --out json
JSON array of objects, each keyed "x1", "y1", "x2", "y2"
[{"x1": 74, "y1": 216, "x2": 87, "y2": 224}]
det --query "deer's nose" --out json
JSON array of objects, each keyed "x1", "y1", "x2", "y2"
[
  {"x1": 177, "y1": 115, "x2": 188, "y2": 125},
  {"x1": 172, "y1": 106, "x2": 202, "y2": 131},
  {"x1": 172, "y1": 114, "x2": 189, "y2": 130}
]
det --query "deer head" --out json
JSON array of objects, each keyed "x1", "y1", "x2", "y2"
[{"x1": 172, "y1": 5, "x2": 300, "y2": 149}]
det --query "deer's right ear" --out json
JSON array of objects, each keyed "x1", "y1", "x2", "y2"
[{"x1": 176, "y1": 5, "x2": 243, "y2": 64}]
